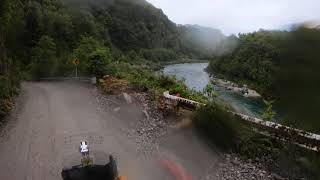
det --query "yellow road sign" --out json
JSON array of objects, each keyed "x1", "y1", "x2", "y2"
[{"x1": 73, "y1": 59, "x2": 80, "y2": 65}]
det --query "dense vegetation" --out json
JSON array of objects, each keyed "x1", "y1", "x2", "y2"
[
  {"x1": 103, "y1": 61, "x2": 206, "y2": 103},
  {"x1": 208, "y1": 28, "x2": 320, "y2": 133},
  {"x1": 0, "y1": 0, "x2": 225, "y2": 118},
  {"x1": 193, "y1": 81, "x2": 320, "y2": 180},
  {"x1": 208, "y1": 30, "x2": 286, "y2": 97},
  {"x1": 275, "y1": 28, "x2": 320, "y2": 133},
  {"x1": 0, "y1": 0, "x2": 24, "y2": 118},
  {"x1": 0, "y1": 0, "x2": 227, "y2": 77}
]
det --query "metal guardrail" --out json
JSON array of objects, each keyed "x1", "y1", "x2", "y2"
[
  {"x1": 163, "y1": 91, "x2": 205, "y2": 108},
  {"x1": 232, "y1": 112, "x2": 320, "y2": 152},
  {"x1": 162, "y1": 91, "x2": 320, "y2": 152}
]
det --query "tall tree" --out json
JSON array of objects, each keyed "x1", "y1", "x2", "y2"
[{"x1": 30, "y1": 35, "x2": 57, "y2": 79}]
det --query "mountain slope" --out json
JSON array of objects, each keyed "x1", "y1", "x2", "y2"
[
  {"x1": 106, "y1": 0, "x2": 181, "y2": 51},
  {"x1": 0, "y1": 0, "x2": 226, "y2": 84},
  {"x1": 65, "y1": 0, "x2": 225, "y2": 57}
]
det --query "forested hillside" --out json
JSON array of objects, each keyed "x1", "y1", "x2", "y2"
[
  {"x1": 0, "y1": 0, "x2": 225, "y2": 117},
  {"x1": 1, "y1": 0, "x2": 226, "y2": 72},
  {"x1": 208, "y1": 30, "x2": 286, "y2": 97},
  {"x1": 64, "y1": 0, "x2": 225, "y2": 58},
  {"x1": 208, "y1": 28, "x2": 320, "y2": 133}
]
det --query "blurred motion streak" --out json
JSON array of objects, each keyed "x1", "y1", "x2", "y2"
[{"x1": 160, "y1": 159, "x2": 192, "y2": 180}]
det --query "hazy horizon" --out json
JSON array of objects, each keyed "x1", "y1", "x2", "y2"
[{"x1": 146, "y1": 0, "x2": 320, "y2": 35}]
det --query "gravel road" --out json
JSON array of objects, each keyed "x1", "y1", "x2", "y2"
[
  {"x1": 0, "y1": 81, "x2": 221, "y2": 180},
  {"x1": 0, "y1": 81, "x2": 288, "y2": 180}
]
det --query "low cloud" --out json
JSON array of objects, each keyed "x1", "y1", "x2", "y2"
[{"x1": 147, "y1": 0, "x2": 320, "y2": 35}]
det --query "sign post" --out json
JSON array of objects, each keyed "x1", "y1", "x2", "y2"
[{"x1": 73, "y1": 59, "x2": 80, "y2": 78}]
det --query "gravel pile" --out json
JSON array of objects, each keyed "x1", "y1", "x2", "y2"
[
  {"x1": 94, "y1": 88, "x2": 296, "y2": 180},
  {"x1": 130, "y1": 92, "x2": 171, "y2": 155},
  {"x1": 128, "y1": 93, "x2": 294, "y2": 180},
  {"x1": 208, "y1": 154, "x2": 289, "y2": 180},
  {"x1": 93, "y1": 88, "x2": 171, "y2": 155}
]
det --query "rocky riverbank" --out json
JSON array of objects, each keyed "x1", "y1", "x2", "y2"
[
  {"x1": 212, "y1": 154, "x2": 291, "y2": 180},
  {"x1": 213, "y1": 78, "x2": 261, "y2": 98}
]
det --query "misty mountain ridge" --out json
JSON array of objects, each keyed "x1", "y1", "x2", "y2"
[
  {"x1": 63, "y1": 0, "x2": 226, "y2": 58},
  {"x1": 179, "y1": 24, "x2": 226, "y2": 52}
]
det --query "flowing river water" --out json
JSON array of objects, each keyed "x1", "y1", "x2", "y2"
[{"x1": 162, "y1": 63, "x2": 267, "y2": 118}]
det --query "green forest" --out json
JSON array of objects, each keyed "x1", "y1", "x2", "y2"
[
  {"x1": 0, "y1": 0, "x2": 224, "y2": 117},
  {"x1": 208, "y1": 28, "x2": 320, "y2": 133}
]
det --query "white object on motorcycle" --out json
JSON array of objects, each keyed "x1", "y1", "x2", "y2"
[{"x1": 80, "y1": 141, "x2": 89, "y2": 153}]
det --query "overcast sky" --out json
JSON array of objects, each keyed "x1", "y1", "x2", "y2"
[{"x1": 146, "y1": 0, "x2": 320, "y2": 35}]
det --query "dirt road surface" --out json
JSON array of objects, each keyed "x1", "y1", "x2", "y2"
[{"x1": 0, "y1": 81, "x2": 219, "y2": 180}]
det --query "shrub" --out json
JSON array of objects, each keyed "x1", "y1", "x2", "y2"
[
  {"x1": 87, "y1": 48, "x2": 111, "y2": 78},
  {"x1": 0, "y1": 74, "x2": 18, "y2": 119},
  {"x1": 30, "y1": 35, "x2": 57, "y2": 79},
  {"x1": 192, "y1": 103, "x2": 241, "y2": 150},
  {"x1": 140, "y1": 48, "x2": 178, "y2": 62}
]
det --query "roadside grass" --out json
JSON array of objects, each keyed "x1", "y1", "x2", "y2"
[{"x1": 105, "y1": 62, "x2": 206, "y2": 102}]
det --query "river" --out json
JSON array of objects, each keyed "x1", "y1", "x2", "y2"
[{"x1": 162, "y1": 63, "x2": 267, "y2": 118}]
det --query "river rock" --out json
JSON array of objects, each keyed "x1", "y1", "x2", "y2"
[
  {"x1": 123, "y1": 93, "x2": 132, "y2": 104},
  {"x1": 113, "y1": 107, "x2": 121, "y2": 112},
  {"x1": 142, "y1": 109, "x2": 150, "y2": 120}
]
